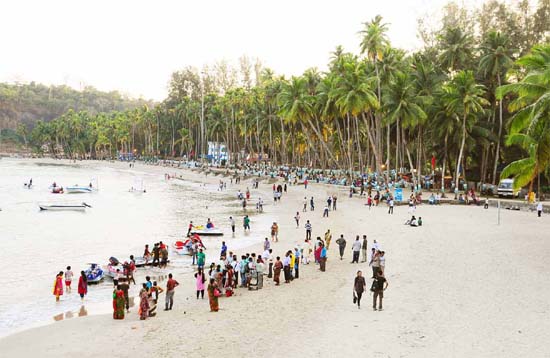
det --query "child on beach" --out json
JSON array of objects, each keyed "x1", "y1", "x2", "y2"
[{"x1": 64, "y1": 266, "x2": 73, "y2": 293}]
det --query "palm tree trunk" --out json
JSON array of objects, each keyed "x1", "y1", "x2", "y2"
[
  {"x1": 455, "y1": 114, "x2": 467, "y2": 190},
  {"x1": 492, "y1": 74, "x2": 503, "y2": 185},
  {"x1": 442, "y1": 132, "x2": 448, "y2": 192}
]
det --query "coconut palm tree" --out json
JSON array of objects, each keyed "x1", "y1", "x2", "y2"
[
  {"x1": 479, "y1": 31, "x2": 514, "y2": 183},
  {"x1": 443, "y1": 70, "x2": 489, "y2": 190}
]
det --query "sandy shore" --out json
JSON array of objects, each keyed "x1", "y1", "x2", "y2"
[{"x1": 2, "y1": 161, "x2": 550, "y2": 357}]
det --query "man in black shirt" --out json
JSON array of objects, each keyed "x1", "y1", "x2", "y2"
[{"x1": 372, "y1": 270, "x2": 388, "y2": 311}]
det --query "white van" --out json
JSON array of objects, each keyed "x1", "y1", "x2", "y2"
[{"x1": 497, "y1": 178, "x2": 520, "y2": 198}]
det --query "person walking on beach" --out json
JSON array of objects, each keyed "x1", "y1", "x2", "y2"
[
  {"x1": 303, "y1": 197, "x2": 307, "y2": 212},
  {"x1": 143, "y1": 244, "x2": 151, "y2": 264},
  {"x1": 484, "y1": 198, "x2": 489, "y2": 209},
  {"x1": 164, "y1": 273, "x2": 179, "y2": 311},
  {"x1": 273, "y1": 256, "x2": 283, "y2": 285},
  {"x1": 319, "y1": 243, "x2": 327, "y2": 272},
  {"x1": 112, "y1": 283, "x2": 125, "y2": 319},
  {"x1": 264, "y1": 237, "x2": 270, "y2": 251},
  {"x1": 271, "y1": 222, "x2": 279, "y2": 242},
  {"x1": 327, "y1": 196, "x2": 332, "y2": 210},
  {"x1": 379, "y1": 251, "x2": 386, "y2": 273},
  {"x1": 310, "y1": 197, "x2": 315, "y2": 211},
  {"x1": 229, "y1": 216, "x2": 236, "y2": 234},
  {"x1": 195, "y1": 268, "x2": 206, "y2": 299},
  {"x1": 243, "y1": 215, "x2": 251, "y2": 231},
  {"x1": 325, "y1": 229, "x2": 332, "y2": 250},
  {"x1": 53, "y1": 271, "x2": 63, "y2": 301},
  {"x1": 372, "y1": 270, "x2": 388, "y2": 311},
  {"x1": 388, "y1": 198, "x2": 394, "y2": 214},
  {"x1": 351, "y1": 236, "x2": 361, "y2": 263},
  {"x1": 294, "y1": 212, "x2": 300, "y2": 228},
  {"x1": 305, "y1": 220, "x2": 312, "y2": 240},
  {"x1": 361, "y1": 235, "x2": 368, "y2": 262},
  {"x1": 353, "y1": 270, "x2": 366, "y2": 309},
  {"x1": 220, "y1": 241, "x2": 228, "y2": 259},
  {"x1": 336, "y1": 235, "x2": 346, "y2": 260},
  {"x1": 332, "y1": 196, "x2": 337, "y2": 210},
  {"x1": 537, "y1": 201, "x2": 543, "y2": 217},
  {"x1": 294, "y1": 247, "x2": 301, "y2": 279},
  {"x1": 78, "y1": 271, "x2": 87, "y2": 301},
  {"x1": 65, "y1": 266, "x2": 73, "y2": 293},
  {"x1": 197, "y1": 249, "x2": 206, "y2": 269}
]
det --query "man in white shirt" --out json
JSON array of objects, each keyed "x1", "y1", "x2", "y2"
[
  {"x1": 351, "y1": 236, "x2": 362, "y2": 263},
  {"x1": 537, "y1": 201, "x2": 543, "y2": 217},
  {"x1": 388, "y1": 199, "x2": 394, "y2": 214}
]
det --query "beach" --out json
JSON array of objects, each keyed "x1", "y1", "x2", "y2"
[{"x1": 1, "y1": 161, "x2": 549, "y2": 357}]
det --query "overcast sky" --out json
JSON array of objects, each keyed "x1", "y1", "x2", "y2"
[{"x1": 1, "y1": 0, "x2": 483, "y2": 100}]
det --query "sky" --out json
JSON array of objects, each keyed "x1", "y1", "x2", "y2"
[{"x1": 0, "y1": 0, "x2": 482, "y2": 101}]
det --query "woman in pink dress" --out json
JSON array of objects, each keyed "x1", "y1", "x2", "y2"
[{"x1": 194, "y1": 268, "x2": 206, "y2": 299}]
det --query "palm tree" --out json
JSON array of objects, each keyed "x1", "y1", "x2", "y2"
[
  {"x1": 479, "y1": 31, "x2": 514, "y2": 184},
  {"x1": 360, "y1": 15, "x2": 389, "y2": 175},
  {"x1": 443, "y1": 70, "x2": 488, "y2": 190},
  {"x1": 438, "y1": 27, "x2": 474, "y2": 72}
]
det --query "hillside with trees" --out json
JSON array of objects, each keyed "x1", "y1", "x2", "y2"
[{"x1": 5, "y1": 0, "x2": 550, "y2": 192}]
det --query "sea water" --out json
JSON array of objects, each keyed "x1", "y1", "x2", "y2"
[{"x1": 0, "y1": 158, "x2": 265, "y2": 336}]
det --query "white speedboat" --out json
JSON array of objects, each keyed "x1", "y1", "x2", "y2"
[
  {"x1": 66, "y1": 186, "x2": 93, "y2": 194},
  {"x1": 190, "y1": 227, "x2": 223, "y2": 236},
  {"x1": 39, "y1": 202, "x2": 91, "y2": 211}
]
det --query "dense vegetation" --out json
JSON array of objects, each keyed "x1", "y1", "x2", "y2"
[{"x1": 6, "y1": 0, "x2": 550, "y2": 191}]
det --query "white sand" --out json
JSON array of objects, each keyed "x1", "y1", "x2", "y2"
[{"x1": 1, "y1": 163, "x2": 550, "y2": 357}]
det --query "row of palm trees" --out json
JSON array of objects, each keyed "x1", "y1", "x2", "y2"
[{"x1": 29, "y1": 17, "x2": 550, "y2": 192}]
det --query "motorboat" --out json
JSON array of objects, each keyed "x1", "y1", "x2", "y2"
[
  {"x1": 66, "y1": 185, "x2": 93, "y2": 194},
  {"x1": 105, "y1": 257, "x2": 123, "y2": 278},
  {"x1": 51, "y1": 187, "x2": 64, "y2": 194},
  {"x1": 190, "y1": 225, "x2": 223, "y2": 236},
  {"x1": 84, "y1": 263, "x2": 105, "y2": 284},
  {"x1": 173, "y1": 235, "x2": 206, "y2": 255},
  {"x1": 38, "y1": 202, "x2": 91, "y2": 211},
  {"x1": 133, "y1": 256, "x2": 170, "y2": 267}
]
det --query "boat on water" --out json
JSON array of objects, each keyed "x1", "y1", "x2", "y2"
[
  {"x1": 66, "y1": 186, "x2": 93, "y2": 194},
  {"x1": 190, "y1": 225, "x2": 223, "y2": 236},
  {"x1": 133, "y1": 256, "x2": 170, "y2": 267},
  {"x1": 84, "y1": 263, "x2": 104, "y2": 283},
  {"x1": 38, "y1": 202, "x2": 91, "y2": 211}
]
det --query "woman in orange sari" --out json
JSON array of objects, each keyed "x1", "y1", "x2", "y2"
[
  {"x1": 53, "y1": 271, "x2": 64, "y2": 301},
  {"x1": 207, "y1": 278, "x2": 219, "y2": 312}
]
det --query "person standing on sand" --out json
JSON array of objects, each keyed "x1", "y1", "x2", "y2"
[
  {"x1": 113, "y1": 284, "x2": 125, "y2": 319},
  {"x1": 388, "y1": 198, "x2": 394, "y2": 214},
  {"x1": 351, "y1": 236, "x2": 361, "y2": 263},
  {"x1": 165, "y1": 273, "x2": 179, "y2": 311},
  {"x1": 143, "y1": 244, "x2": 151, "y2": 264},
  {"x1": 152, "y1": 243, "x2": 160, "y2": 267},
  {"x1": 65, "y1": 266, "x2": 73, "y2": 293},
  {"x1": 305, "y1": 220, "x2": 312, "y2": 240},
  {"x1": 372, "y1": 270, "x2": 388, "y2": 311},
  {"x1": 197, "y1": 249, "x2": 206, "y2": 269},
  {"x1": 229, "y1": 216, "x2": 236, "y2": 234},
  {"x1": 77, "y1": 271, "x2": 87, "y2": 301},
  {"x1": 243, "y1": 215, "x2": 251, "y2": 231},
  {"x1": 379, "y1": 251, "x2": 386, "y2": 273},
  {"x1": 271, "y1": 222, "x2": 279, "y2": 242},
  {"x1": 295, "y1": 212, "x2": 300, "y2": 228},
  {"x1": 294, "y1": 247, "x2": 301, "y2": 279},
  {"x1": 323, "y1": 205, "x2": 329, "y2": 217},
  {"x1": 369, "y1": 250, "x2": 381, "y2": 278},
  {"x1": 353, "y1": 271, "x2": 366, "y2": 309},
  {"x1": 118, "y1": 277, "x2": 130, "y2": 312},
  {"x1": 325, "y1": 229, "x2": 332, "y2": 250},
  {"x1": 361, "y1": 235, "x2": 368, "y2": 262},
  {"x1": 303, "y1": 197, "x2": 307, "y2": 212},
  {"x1": 264, "y1": 238, "x2": 270, "y2": 251},
  {"x1": 310, "y1": 197, "x2": 315, "y2": 211},
  {"x1": 283, "y1": 252, "x2": 291, "y2": 283},
  {"x1": 139, "y1": 283, "x2": 149, "y2": 320},
  {"x1": 332, "y1": 196, "x2": 337, "y2": 210},
  {"x1": 53, "y1": 271, "x2": 63, "y2": 301},
  {"x1": 273, "y1": 256, "x2": 283, "y2": 285},
  {"x1": 336, "y1": 235, "x2": 346, "y2": 260},
  {"x1": 537, "y1": 201, "x2": 543, "y2": 217},
  {"x1": 302, "y1": 239, "x2": 311, "y2": 264},
  {"x1": 319, "y1": 243, "x2": 327, "y2": 272},
  {"x1": 187, "y1": 221, "x2": 194, "y2": 236},
  {"x1": 220, "y1": 241, "x2": 228, "y2": 259},
  {"x1": 195, "y1": 268, "x2": 206, "y2": 299}
]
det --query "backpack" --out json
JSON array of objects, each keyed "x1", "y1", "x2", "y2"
[{"x1": 370, "y1": 280, "x2": 377, "y2": 292}]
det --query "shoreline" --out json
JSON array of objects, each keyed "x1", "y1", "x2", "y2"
[{"x1": 2, "y1": 158, "x2": 550, "y2": 357}]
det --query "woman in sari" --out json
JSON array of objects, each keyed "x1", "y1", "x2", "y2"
[
  {"x1": 53, "y1": 271, "x2": 64, "y2": 301},
  {"x1": 113, "y1": 285, "x2": 125, "y2": 319},
  {"x1": 224, "y1": 265, "x2": 234, "y2": 296},
  {"x1": 77, "y1": 271, "x2": 87, "y2": 301},
  {"x1": 273, "y1": 256, "x2": 283, "y2": 286},
  {"x1": 207, "y1": 278, "x2": 219, "y2": 312},
  {"x1": 139, "y1": 283, "x2": 149, "y2": 320}
]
